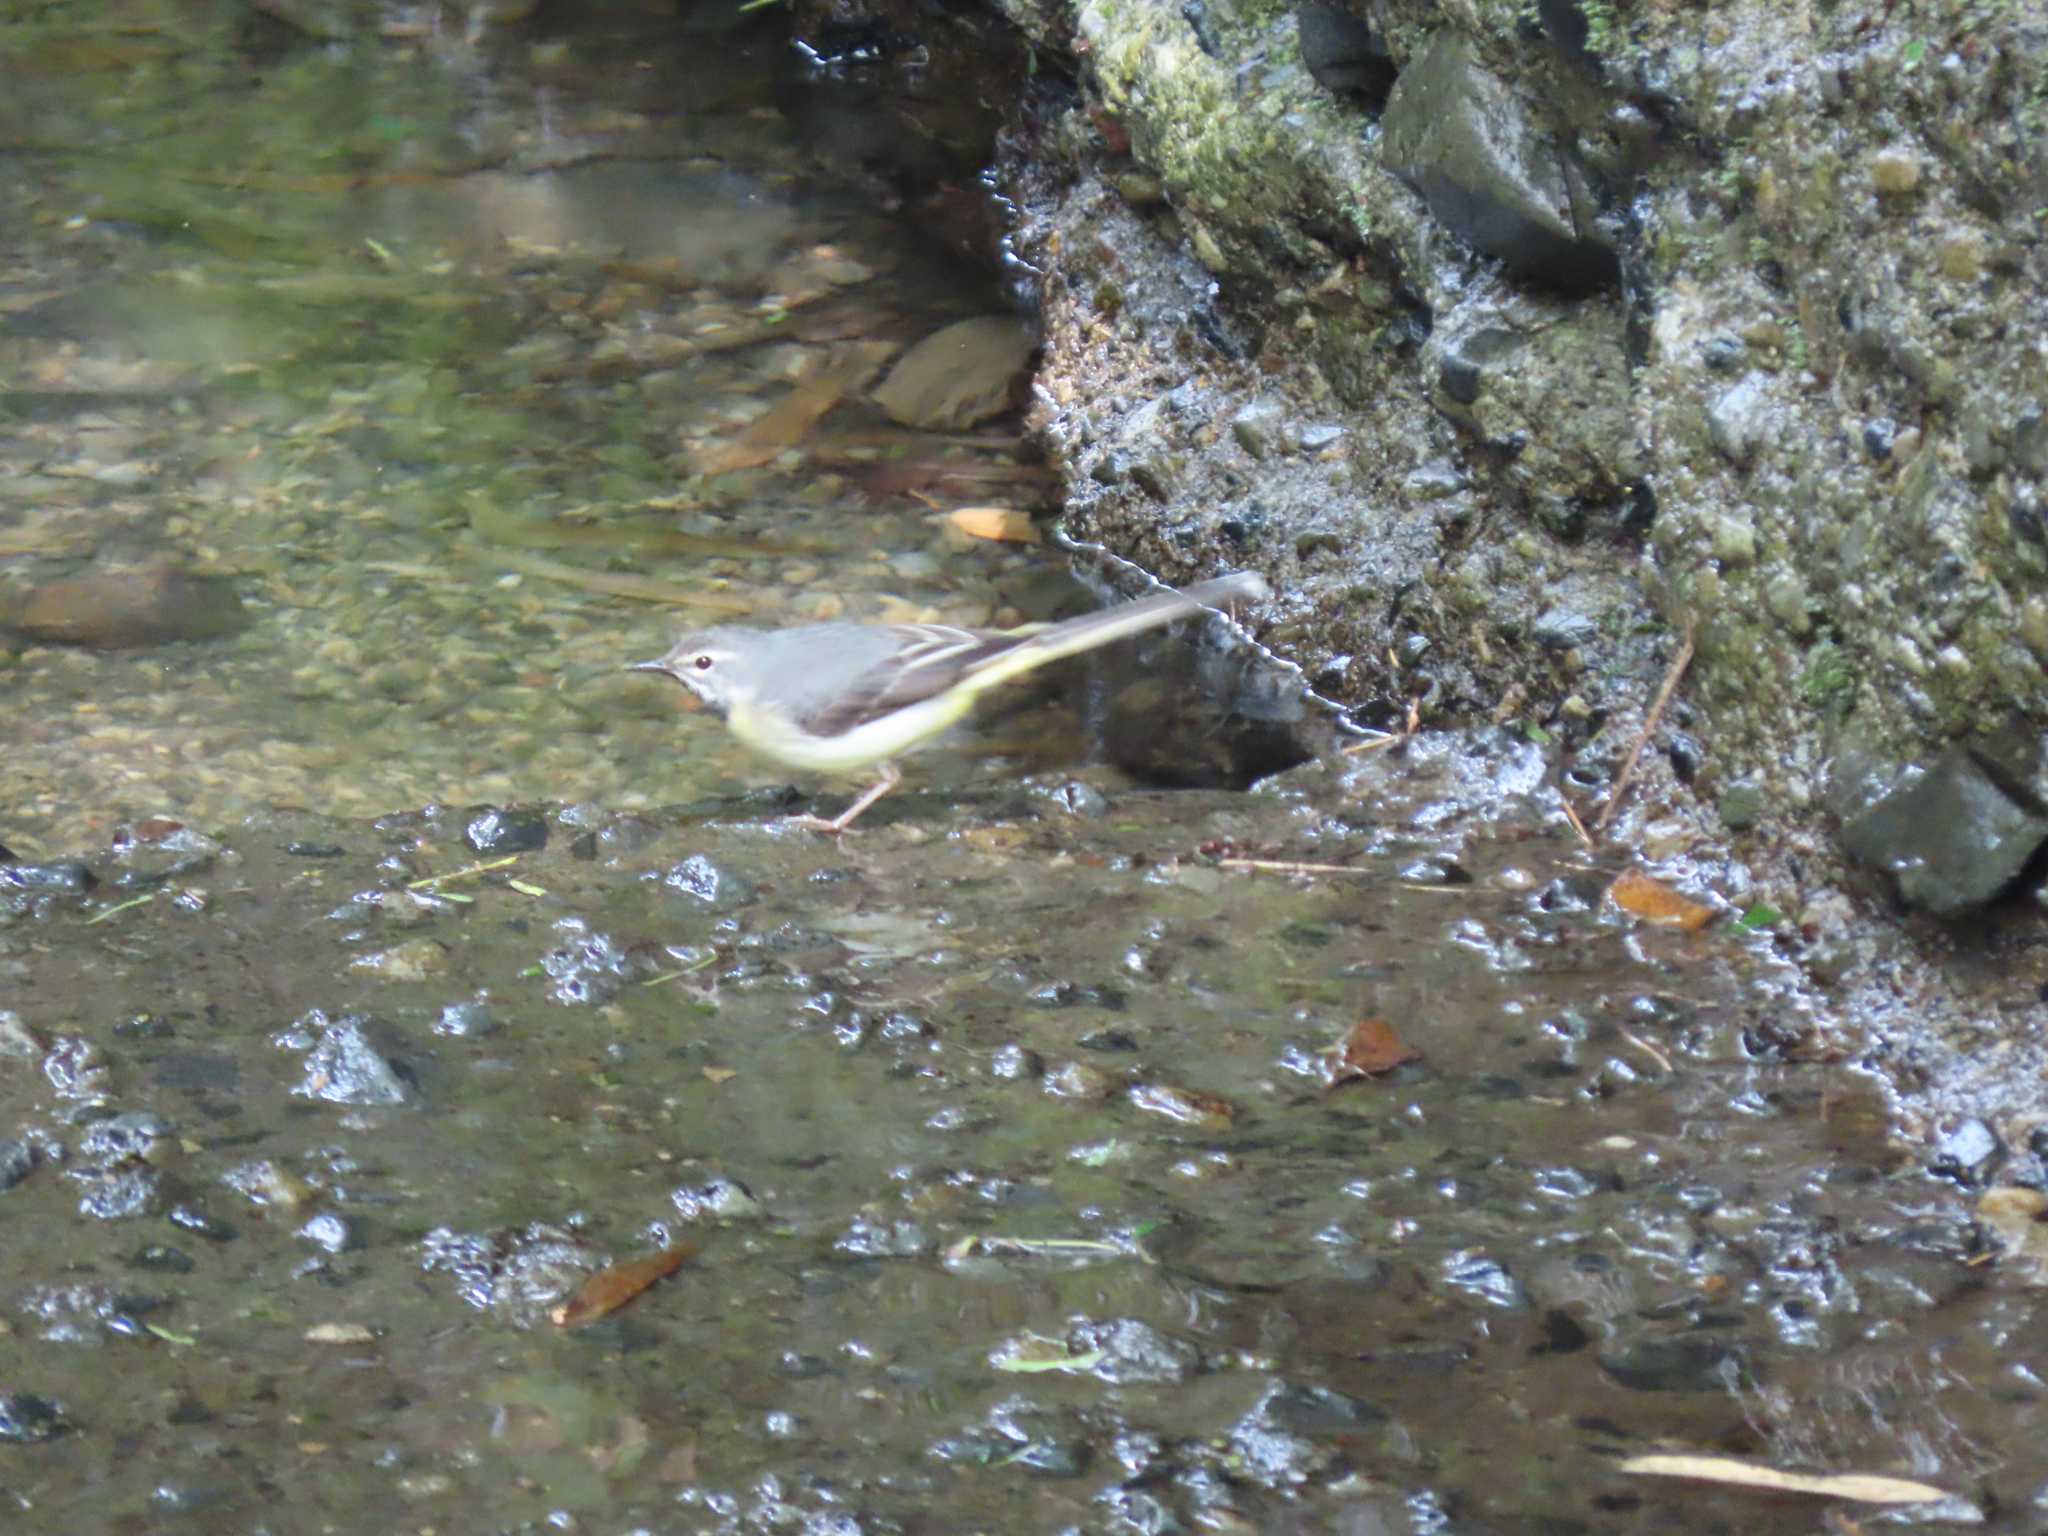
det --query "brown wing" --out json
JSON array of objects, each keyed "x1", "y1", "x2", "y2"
[{"x1": 796, "y1": 623, "x2": 1025, "y2": 738}]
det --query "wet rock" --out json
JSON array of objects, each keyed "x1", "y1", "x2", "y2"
[
  {"x1": 167, "y1": 1203, "x2": 239, "y2": 1243},
  {"x1": 1717, "y1": 777, "x2": 1765, "y2": 832},
  {"x1": 1229, "y1": 398, "x2": 1285, "y2": 458},
  {"x1": 1266, "y1": 1381, "x2": 1387, "y2": 1434},
  {"x1": 1598, "y1": 1333, "x2": 1750, "y2": 1392},
  {"x1": 935, "y1": 1402, "x2": 1093, "y2": 1479},
  {"x1": 1929, "y1": 1118, "x2": 2003, "y2": 1187},
  {"x1": 0, "y1": 1392, "x2": 70, "y2": 1443},
  {"x1": 297, "y1": 1213, "x2": 361, "y2": 1253},
  {"x1": 1295, "y1": 4, "x2": 1395, "y2": 106},
  {"x1": 1103, "y1": 676, "x2": 1311, "y2": 789},
  {"x1": 1531, "y1": 605, "x2": 1597, "y2": 651},
  {"x1": 0, "y1": 1137, "x2": 37, "y2": 1192},
  {"x1": 127, "y1": 1244, "x2": 195, "y2": 1274},
  {"x1": 1836, "y1": 745, "x2": 2048, "y2": 915},
  {"x1": 1042, "y1": 1060, "x2": 1116, "y2": 1100},
  {"x1": 433, "y1": 1000, "x2": 498, "y2": 1038},
  {"x1": 834, "y1": 1215, "x2": 931, "y2": 1258},
  {"x1": 420, "y1": 1221, "x2": 600, "y2": 1326},
  {"x1": 349, "y1": 937, "x2": 448, "y2": 981},
  {"x1": 289, "y1": 1014, "x2": 413, "y2": 1106},
  {"x1": 1230, "y1": 1391, "x2": 1336, "y2": 1484},
  {"x1": 1380, "y1": 34, "x2": 1618, "y2": 294},
  {"x1": 989, "y1": 1042, "x2": 1042, "y2": 1079},
  {"x1": 109, "y1": 820, "x2": 221, "y2": 881},
  {"x1": 661, "y1": 853, "x2": 754, "y2": 908},
  {"x1": 538, "y1": 923, "x2": 651, "y2": 1006},
  {"x1": 670, "y1": 1176, "x2": 764, "y2": 1222},
  {"x1": 1707, "y1": 374, "x2": 1774, "y2": 467},
  {"x1": 1, "y1": 861, "x2": 97, "y2": 896},
  {"x1": 1442, "y1": 1253, "x2": 1528, "y2": 1309},
  {"x1": 70, "y1": 1166, "x2": 162, "y2": 1220},
  {"x1": 1074, "y1": 1317, "x2": 1201, "y2": 1383},
  {"x1": 871, "y1": 316, "x2": 1035, "y2": 430},
  {"x1": 1436, "y1": 324, "x2": 1521, "y2": 405},
  {"x1": 78, "y1": 1112, "x2": 171, "y2": 1166},
  {"x1": 463, "y1": 806, "x2": 548, "y2": 854},
  {"x1": 224, "y1": 1158, "x2": 316, "y2": 1211},
  {"x1": 42, "y1": 1036, "x2": 109, "y2": 1101},
  {"x1": 1, "y1": 565, "x2": 247, "y2": 648}
]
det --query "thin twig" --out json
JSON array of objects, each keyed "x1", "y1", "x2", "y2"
[
  {"x1": 1218, "y1": 858, "x2": 1372, "y2": 876},
  {"x1": 1558, "y1": 794, "x2": 1597, "y2": 853},
  {"x1": 1618, "y1": 1028, "x2": 1674, "y2": 1075},
  {"x1": 1597, "y1": 625, "x2": 1697, "y2": 831}
]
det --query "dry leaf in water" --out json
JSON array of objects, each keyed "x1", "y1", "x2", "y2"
[
  {"x1": 946, "y1": 506, "x2": 1039, "y2": 544},
  {"x1": 1322, "y1": 1017, "x2": 1422, "y2": 1088},
  {"x1": 1619, "y1": 1453, "x2": 1950, "y2": 1506},
  {"x1": 550, "y1": 1242, "x2": 697, "y2": 1328},
  {"x1": 1606, "y1": 868, "x2": 1716, "y2": 930}
]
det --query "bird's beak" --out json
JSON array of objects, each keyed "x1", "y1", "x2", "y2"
[{"x1": 626, "y1": 659, "x2": 672, "y2": 676}]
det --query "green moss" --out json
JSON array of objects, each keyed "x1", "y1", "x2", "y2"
[{"x1": 1799, "y1": 640, "x2": 1857, "y2": 716}]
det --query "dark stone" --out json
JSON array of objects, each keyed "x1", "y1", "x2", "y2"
[
  {"x1": 0, "y1": 1392, "x2": 70, "y2": 1443},
  {"x1": 1381, "y1": 34, "x2": 1619, "y2": 294},
  {"x1": 1701, "y1": 336, "x2": 1745, "y2": 371},
  {"x1": 1532, "y1": 1307, "x2": 1593, "y2": 1354},
  {"x1": 1077, "y1": 1028, "x2": 1140, "y2": 1052},
  {"x1": 662, "y1": 853, "x2": 753, "y2": 908},
  {"x1": 128, "y1": 1244, "x2": 196, "y2": 1273},
  {"x1": 167, "y1": 1203, "x2": 239, "y2": 1242},
  {"x1": 1838, "y1": 746, "x2": 2048, "y2": 915},
  {"x1": 1531, "y1": 606, "x2": 1599, "y2": 650},
  {"x1": 1599, "y1": 1334, "x2": 1749, "y2": 1392},
  {"x1": 433, "y1": 1001, "x2": 498, "y2": 1038},
  {"x1": 1297, "y1": 4, "x2": 1397, "y2": 107},
  {"x1": 463, "y1": 807, "x2": 548, "y2": 854},
  {"x1": 284, "y1": 841, "x2": 348, "y2": 858},
  {"x1": 0, "y1": 1137, "x2": 35, "y2": 1192},
  {"x1": 1265, "y1": 1382, "x2": 1387, "y2": 1433},
  {"x1": 1437, "y1": 325, "x2": 1522, "y2": 405},
  {"x1": 1864, "y1": 417, "x2": 1896, "y2": 460}
]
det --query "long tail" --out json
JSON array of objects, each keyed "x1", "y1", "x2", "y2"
[{"x1": 961, "y1": 572, "x2": 1268, "y2": 694}]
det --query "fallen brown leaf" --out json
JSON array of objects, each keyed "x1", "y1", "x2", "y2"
[
  {"x1": 1322, "y1": 1017, "x2": 1422, "y2": 1088},
  {"x1": 550, "y1": 1242, "x2": 697, "y2": 1329},
  {"x1": 946, "y1": 506, "x2": 1040, "y2": 543},
  {"x1": 1606, "y1": 868, "x2": 1716, "y2": 930}
]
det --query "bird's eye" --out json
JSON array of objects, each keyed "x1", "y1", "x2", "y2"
[{"x1": 693, "y1": 654, "x2": 715, "y2": 671}]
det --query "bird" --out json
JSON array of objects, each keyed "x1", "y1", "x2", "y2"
[{"x1": 629, "y1": 571, "x2": 1268, "y2": 833}]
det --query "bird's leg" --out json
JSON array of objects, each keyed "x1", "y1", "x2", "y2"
[{"x1": 784, "y1": 762, "x2": 902, "y2": 835}]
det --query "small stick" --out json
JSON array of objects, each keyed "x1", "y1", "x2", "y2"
[
  {"x1": 1218, "y1": 858, "x2": 1373, "y2": 876},
  {"x1": 1619, "y1": 1028, "x2": 1674, "y2": 1075},
  {"x1": 1558, "y1": 795, "x2": 1597, "y2": 853},
  {"x1": 1597, "y1": 625, "x2": 1696, "y2": 831}
]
